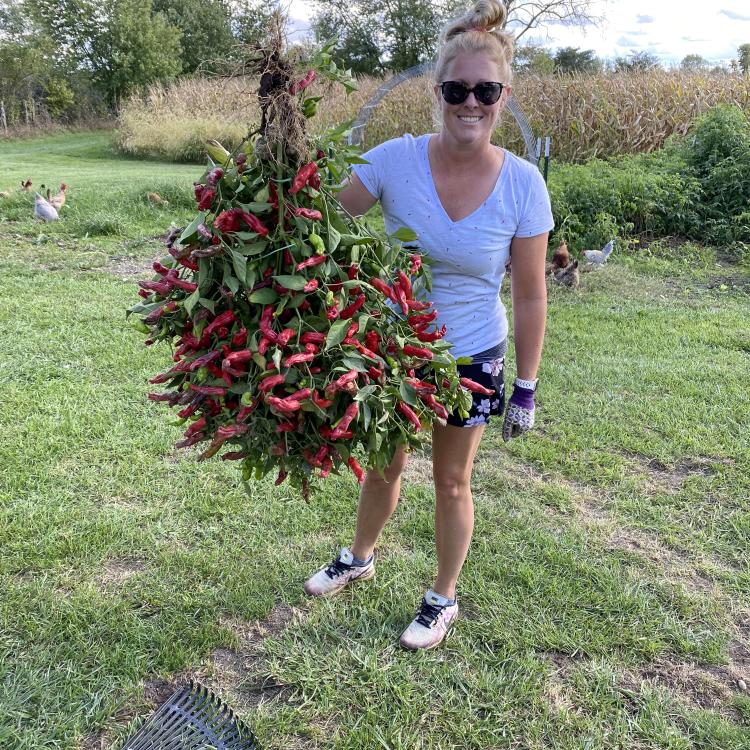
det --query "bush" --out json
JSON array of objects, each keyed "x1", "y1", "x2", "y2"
[{"x1": 547, "y1": 104, "x2": 750, "y2": 252}]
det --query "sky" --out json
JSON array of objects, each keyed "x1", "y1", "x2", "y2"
[{"x1": 282, "y1": 0, "x2": 750, "y2": 67}]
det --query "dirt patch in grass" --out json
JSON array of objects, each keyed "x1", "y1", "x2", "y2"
[
  {"x1": 95, "y1": 557, "x2": 147, "y2": 588},
  {"x1": 401, "y1": 448, "x2": 432, "y2": 486},
  {"x1": 619, "y1": 451, "x2": 735, "y2": 495},
  {"x1": 103, "y1": 251, "x2": 161, "y2": 280}
]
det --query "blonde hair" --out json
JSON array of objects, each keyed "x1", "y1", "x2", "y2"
[{"x1": 434, "y1": 1, "x2": 515, "y2": 85}]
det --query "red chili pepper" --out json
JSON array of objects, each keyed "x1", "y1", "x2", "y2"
[
  {"x1": 347, "y1": 263, "x2": 359, "y2": 280},
  {"x1": 205, "y1": 310, "x2": 236, "y2": 336},
  {"x1": 179, "y1": 257, "x2": 199, "y2": 272},
  {"x1": 197, "y1": 186, "x2": 216, "y2": 210},
  {"x1": 314, "y1": 444, "x2": 330, "y2": 464},
  {"x1": 409, "y1": 254, "x2": 422, "y2": 275},
  {"x1": 259, "y1": 306, "x2": 278, "y2": 343},
  {"x1": 367, "y1": 366, "x2": 383, "y2": 380},
  {"x1": 239, "y1": 210, "x2": 269, "y2": 236},
  {"x1": 304, "y1": 343, "x2": 319, "y2": 354},
  {"x1": 408, "y1": 311, "x2": 437, "y2": 328},
  {"x1": 300, "y1": 331, "x2": 326, "y2": 344},
  {"x1": 267, "y1": 396, "x2": 302, "y2": 413},
  {"x1": 283, "y1": 352, "x2": 315, "y2": 366},
  {"x1": 353, "y1": 341, "x2": 378, "y2": 359},
  {"x1": 421, "y1": 393, "x2": 449, "y2": 421},
  {"x1": 296, "y1": 255, "x2": 326, "y2": 271},
  {"x1": 344, "y1": 321, "x2": 359, "y2": 340},
  {"x1": 138, "y1": 289, "x2": 150, "y2": 299},
  {"x1": 302, "y1": 279, "x2": 319, "y2": 292},
  {"x1": 406, "y1": 378, "x2": 437, "y2": 394},
  {"x1": 176, "y1": 403, "x2": 198, "y2": 420},
  {"x1": 403, "y1": 344, "x2": 434, "y2": 359},
  {"x1": 289, "y1": 162, "x2": 318, "y2": 195},
  {"x1": 258, "y1": 374, "x2": 285, "y2": 393},
  {"x1": 393, "y1": 280, "x2": 410, "y2": 315},
  {"x1": 189, "y1": 384, "x2": 227, "y2": 396},
  {"x1": 289, "y1": 69, "x2": 316, "y2": 94},
  {"x1": 290, "y1": 206, "x2": 323, "y2": 221},
  {"x1": 312, "y1": 391, "x2": 334, "y2": 409},
  {"x1": 340, "y1": 293, "x2": 365, "y2": 320},
  {"x1": 326, "y1": 369, "x2": 358, "y2": 395},
  {"x1": 277, "y1": 328, "x2": 296, "y2": 347},
  {"x1": 222, "y1": 450, "x2": 249, "y2": 461},
  {"x1": 269, "y1": 181, "x2": 279, "y2": 209},
  {"x1": 185, "y1": 416, "x2": 207, "y2": 437},
  {"x1": 275, "y1": 421, "x2": 297, "y2": 433},
  {"x1": 284, "y1": 249, "x2": 294, "y2": 267},
  {"x1": 370, "y1": 278, "x2": 396, "y2": 302},
  {"x1": 331, "y1": 402, "x2": 359, "y2": 438},
  {"x1": 326, "y1": 303, "x2": 339, "y2": 321},
  {"x1": 397, "y1": 270, "x2": 413, "y2": 299},
  {"x1": 320, "y1": 456, "x2": 333, "y2": 478},
  {"x1": 236, "y1": 402, "x2": 256, "y2": 422},
  {"x1": 222, "y1": 349, "x2": 253, "y2": 369},
  {"x1": 275, "y1": 468, "x2": 288, "y2": 485},
  {"x1": 231, "y1": 328, "x2": 248, "y2": 347},
  {"x1": 397, "y1": 401, "x2": 422, "y2": 432},
  {"x1": 309, "y1": 366, "x2": 321, "y2": 373},
  {"x1": 460, "y1": 377, "x2": 495, "y2": 395},
  {"x1": 287, "y1": 388, "x2": 312, "y2": 402},
  {"x1": 416, "y1": 325, "x2": 447, "y2": 342},
  {"x1": 365, "y1": 331, "x2": 380, "y2": 352},
  {"x1": 347, "y1": 456, "x2": 365, "y2": 483},
  {"x1": 258, "y1": 336, "x2": 271, "y2": 355}
]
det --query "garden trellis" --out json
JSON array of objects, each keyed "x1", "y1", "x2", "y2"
[{"x1": 346, "y1": 61, "x2": 552, "y2": 179}]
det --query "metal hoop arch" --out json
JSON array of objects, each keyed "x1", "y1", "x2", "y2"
[{"x1": 345, "y1": 61, "x2": 539, "y2": 164}]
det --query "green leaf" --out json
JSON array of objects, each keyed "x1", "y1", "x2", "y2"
[
  {"x1": 242, "y1": 202, "x2": 273, "y2": 213},
  {"x1": 235, "y1": 231, "x2": 261, "y2": 241},
  {"x1": 198, "y1": 297, "x2": 215, "y2": 313},
  {"x1": 231, "y1": 251, "x2": 247, "y2": 283},
  {"x1": 342, "y1": 354, "x2": 367, "y2": 371},
  {"x1": 362, "y1": 400, "x2": 372, "y2": 430},
  {"x1": 222, "y1": 262, "x2": 239, "y2": 295},
  {"x1": 254, "y1": 186, "x2": 269, "y2": 202},
  {"x1": 272, "y1": 347, "x2": 282, "y2": 371},
  {"x1": 249, "y1": 288, "x2": 278, "y2": 304},
  {"x1": 273, "y1": 275, "x2": 309, "y2": 291},
  {"x1": 399, "y1": 381, "x2": 418, "y2": 406},
  {"x1": 238, "y1": 241, "x2": 267, "y2": 256},
  {"x1": 339, "y1": 234, "x2": 376, "y2": 246},
  {"x1": 184, "y1": 288, "x2": 200, "y2": 315},
  {"x1": 354, "y1": 384, "x2": 379, "y2": 402},
  {"x1": 455, "y1": 356, "x2": 474, "y2": 365},
  {"x1": 325, "y1": 319, "x2": 350, "y2": 350},
  {"x1": 391, "y1": 227, "x2": 418, "y2": 243},
  {"x1": 327, "y1": 224, "x2": 341, "y2": 252},
  {"x1": 178, "y1": 211, "x2": 206, "y2": 244}
]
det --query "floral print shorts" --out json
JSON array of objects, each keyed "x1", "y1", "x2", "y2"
[{"x1": 448, "y1": 341, "x2": 507, "y2": 428}]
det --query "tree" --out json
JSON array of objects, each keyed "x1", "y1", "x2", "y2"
[
  {"x1": 30, "y1": 0, "x2": 182, "y2": 104},
  {"x1": 680, "y1": 54, "x2": 708, "y2": 71},
  {"x1": 739, "y1": 44, "x2": 750, "y2": 75},
  {"x1": 152, "y1": 0, "x2": 234, "y2": 74},
  {"x1": 311, "y1": 0, "x2": 466, "y2": 73},
  {"x1": 553, "y1": 46, "x2": 601, "y2": 74},
  {"x1": 515, "y1": 42, "x2": 556, "y2": 75},
  {"x1": 613, "y1": 50, "x2": 661, "y2": 72},
  {"x1": 231, "y1": 0, "x2": 276, "y2": 48},
  {"x1": 504, "y1": 0, "x2": 600, "y2": 41}
]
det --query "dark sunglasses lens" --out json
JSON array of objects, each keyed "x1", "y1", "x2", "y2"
[
  {"x1": 475, "y1": 82, "x2": 503, "y2": 104},
  {"x1": 442, "y1": 82, "x2": 469, "y2": 104}
]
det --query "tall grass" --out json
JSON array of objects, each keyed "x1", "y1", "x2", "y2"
[{"x1": 116, "y1": 70, "x2": 750, "y2": 163}]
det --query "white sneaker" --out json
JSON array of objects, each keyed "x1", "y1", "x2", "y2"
[
  {"x1": 303, "y1": 546, "x2": 375, "y2": 597},
  {"x1": 399, "y1": 590, "x2": 458, "y2": 650}
]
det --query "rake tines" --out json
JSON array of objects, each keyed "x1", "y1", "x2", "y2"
[{"x1": 122, "y1": 679, "x2": 259, "y2": 750}]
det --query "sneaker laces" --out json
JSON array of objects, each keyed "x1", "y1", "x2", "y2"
[
  {"x1": 415, "y1": 598, "x2": 446, "y2": 628},
  {"x1": 324, "y1": 556, "x2": 352, "y2": 580}
]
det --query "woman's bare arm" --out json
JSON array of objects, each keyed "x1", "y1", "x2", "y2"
[
  {"x1": 336, "y1": 171, "x2": 379, "y2": 217},
  {"x1": 509, "y1": 232, "x2": 549, "y2": 381}
]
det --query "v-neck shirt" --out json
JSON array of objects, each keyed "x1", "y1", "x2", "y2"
[{"x1": 352, "y1": 133, "x2": 554, "y2": 357}]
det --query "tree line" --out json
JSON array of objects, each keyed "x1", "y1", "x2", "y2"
[{"x1": 0, "y1": 0, "x2": 748, "y2": 129}]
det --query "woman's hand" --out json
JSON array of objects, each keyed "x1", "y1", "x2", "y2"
[{"x1": 502, "y1": 382, "x2": 535, "y2": 441}]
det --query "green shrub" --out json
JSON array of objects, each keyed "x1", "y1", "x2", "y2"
[{"x1": 547, "y1": 104, "x2": 750, "y2": 252}]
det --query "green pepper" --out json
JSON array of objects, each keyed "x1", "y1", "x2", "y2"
[{"x1": 309, "y1": 232, "x2": 326, "y2": 255}]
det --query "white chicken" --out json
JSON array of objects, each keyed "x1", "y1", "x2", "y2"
[
  {"x1": 583, "y1": 239, "x2": 614, "y2": 267},
  {"x1": 34, "y1": 192, "x2": 59, "y2": 222}
]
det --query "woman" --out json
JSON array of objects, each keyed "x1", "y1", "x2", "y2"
[{"x1": 304, "y1": 0, "x2": 553, "y2": 650}]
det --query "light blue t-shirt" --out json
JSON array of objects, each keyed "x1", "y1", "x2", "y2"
[{"x1": 352, "y1": 133, "x2": 554, "y2": 357}]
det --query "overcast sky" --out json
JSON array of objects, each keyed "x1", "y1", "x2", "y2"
[{"x1": 284, "y1": 0, "x2": 750, "y2": 66}]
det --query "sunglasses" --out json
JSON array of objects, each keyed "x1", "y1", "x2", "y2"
[{"x1": 440, "y1": 80, "x2": 505, "y2": 106}]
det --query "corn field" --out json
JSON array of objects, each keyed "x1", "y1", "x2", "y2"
[{"x1": 116, "y1": 71, "x2": 750, "y2": 164}]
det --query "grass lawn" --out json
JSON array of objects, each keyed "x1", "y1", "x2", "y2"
[{"x1": 1, "y1": 131, "x2": 749, "y2": 750}]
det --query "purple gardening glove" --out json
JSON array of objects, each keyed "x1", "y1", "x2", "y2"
[{"x1": 502, "y1": 383, "x2": 536, "y2": 441}]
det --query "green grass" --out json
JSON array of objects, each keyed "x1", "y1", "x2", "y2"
[{"x1": 1, "y1": 132, "x2": 749, "y2": 749}]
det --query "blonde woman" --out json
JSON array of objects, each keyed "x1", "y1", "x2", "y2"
[{"x1": 304, "y1": 0, "x2": 553, "y2": 650}]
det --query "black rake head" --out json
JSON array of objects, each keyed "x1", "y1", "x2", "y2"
[{"x1": 122, "y1": 680, "x2": 260, "y2": 750}]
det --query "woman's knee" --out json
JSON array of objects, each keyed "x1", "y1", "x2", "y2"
[{"x1": 433, "y1": 470, "x2": 472, "y2": 502}]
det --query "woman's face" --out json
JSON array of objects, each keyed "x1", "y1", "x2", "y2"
[{"x1": 434, "y1": 50, "x2": 511, "y2": 147}]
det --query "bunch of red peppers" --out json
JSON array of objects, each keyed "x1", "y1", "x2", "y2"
[{"x1": 128, "y1": 67, "x2": 474, "y2": 499}]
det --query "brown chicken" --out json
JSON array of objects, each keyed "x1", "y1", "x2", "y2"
[
  {"x1": 553, "y1": 260, "x2": 580, "y2": 288},
  {"x1": 546, "y1": 240, "x2": 570, "y2": 275},
  {"x1": 49, "y1": 183, "x2": 68, "y2": 211},
  {"x1": 20, "y1": 178, "x2": 33, "y2": 192}
]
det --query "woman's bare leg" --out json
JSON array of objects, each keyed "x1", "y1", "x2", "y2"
[
  {"x1": 431, "y1": 423, "x2": 485, "y2": 599},
  {"x1": 351, "y1": 446, "x2": 408, "y2": 561}
]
